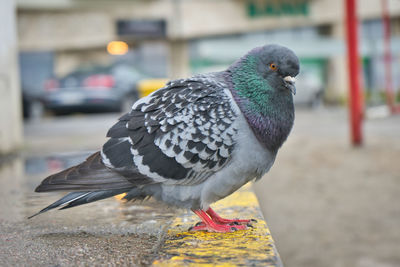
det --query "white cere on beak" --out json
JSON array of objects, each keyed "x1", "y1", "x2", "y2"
[{"x1": 284, "y1": 76, "x2": 296, "y2": 84}]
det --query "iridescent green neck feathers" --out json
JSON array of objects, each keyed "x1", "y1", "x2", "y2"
[{"x1": 229, "y1": 55, "x2": 295, "y2": 152}]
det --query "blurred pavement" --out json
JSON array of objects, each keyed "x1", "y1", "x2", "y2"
[{"x1": 255, "y1": 108, "x2": 400, "y2": 267}]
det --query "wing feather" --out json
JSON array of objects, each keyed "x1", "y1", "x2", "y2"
[{"x1": 101, "y1": 75, "x2": 238, "y2": 186}]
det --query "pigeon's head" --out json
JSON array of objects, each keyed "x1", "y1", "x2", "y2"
[
  {"x1": 250, "y1": 44, "x2": 299, "y2": 95},
  {"x1": 230, "y1": 44, "x2": 300, "y2": 96},
  {"x1": 229, "y1": 45, "x2": 298, "y2": 151}
]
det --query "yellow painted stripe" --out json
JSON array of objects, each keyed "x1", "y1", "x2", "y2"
[{"x1": 153, "y1": 183, "x2": 282, "y2": 266}]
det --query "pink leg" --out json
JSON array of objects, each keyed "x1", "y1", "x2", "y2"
[
  {"x1": 206, "y1": 207, "x2": 256, "y2": 225},
  {"x1": 189, "y1": 209, "x2": 247, "y2": 233}
]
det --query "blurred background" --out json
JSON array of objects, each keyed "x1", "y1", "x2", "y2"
[{"x1": 1, "y1": 0, "x2": 399, "y2": 266}]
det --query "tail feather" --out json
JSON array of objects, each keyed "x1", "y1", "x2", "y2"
[
  {"x1": 34, "y1": 152, "x2": 135, "y2": 192},
  {"x1": 28, "y1": 192, "x2": 91, "y2": 219},
  {"x1": 59, "y1": 188, "x2": 128, "y2": 210},
  {"x1": 28, "y1": 189, "x2": 129, "y2": 219},
  {"x1": 30, "y1": 151, "x2": 153, "y2": 218}
]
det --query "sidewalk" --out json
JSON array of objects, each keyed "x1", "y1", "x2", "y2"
[
  {"x1": 6, "y1": 109, "x2": 400, "y2": 266},
  {"x1": 255, "y1": 108, "x2": 400, "y2": 267}
]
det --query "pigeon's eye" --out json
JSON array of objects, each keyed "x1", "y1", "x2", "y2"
[{"x1": 269, "y1": 63, "x2": 278, "y2": 71}]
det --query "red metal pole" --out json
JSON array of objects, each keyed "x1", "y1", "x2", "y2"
[
  {"x1": 345, "y1": 0, "x2": 363, "y2": 146},
  {"x1": 382, "y1": 0, "x2": 394, "y2": 106},
  {"x1": 381, "y1": 0, "x2": 400, "y2": 113}
]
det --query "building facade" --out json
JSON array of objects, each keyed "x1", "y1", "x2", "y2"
[{"x1": 17, "y1": 0, "x2": 400, "y2": 104}]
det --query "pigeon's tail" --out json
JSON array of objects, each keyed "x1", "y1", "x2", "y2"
[
  {"x1": 34, "y1": 152, "x2": 135, "y2": 192},
  {"x1": 28, "y1": 189, "x2": 129, "y2": 219},
  {"x1": 29, "y1": 151, "x2": 142, "y2": 219}
]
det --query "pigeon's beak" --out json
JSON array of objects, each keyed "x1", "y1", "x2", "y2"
[{"x1": 284, "y1": 76, "x2": 296, "y2": 95}]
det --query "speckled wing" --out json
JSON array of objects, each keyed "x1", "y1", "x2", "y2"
[{"x1": 102, "y1": 76, "x2": 238, "y2": 185}]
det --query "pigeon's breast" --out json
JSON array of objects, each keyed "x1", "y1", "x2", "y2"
[
  {"x1": 155, "y1": 112, "x2": 275, "y2": 210},
  {"x1": 198, "y1": 110, "x2": 276, "y2": 208}
]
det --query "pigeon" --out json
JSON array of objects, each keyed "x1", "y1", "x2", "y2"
[{"x1": 30, "y1": 44, "x2": 299, "y2": 233}]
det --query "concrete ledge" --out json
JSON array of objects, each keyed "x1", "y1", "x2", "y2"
[
  {"x1": 153, "y1": 183, "x2": 283, "y2": 266},
  {"x1": 3, "y1": 151, "x2": 281, "y2": 265}
]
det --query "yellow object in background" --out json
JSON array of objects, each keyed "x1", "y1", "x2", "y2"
[{"x1": 137, "y1": 79, "x2": 168, "y2": 98}]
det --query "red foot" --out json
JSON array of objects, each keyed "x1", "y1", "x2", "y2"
[
  {"x1": 189, "y1": 208, "x2": 255, "y2": 233},
  {"x1": 206, "y1": 207, "x2": 256, "y2": 225}
]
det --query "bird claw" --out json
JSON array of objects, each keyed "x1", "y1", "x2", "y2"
[
  {"x1": 190, "y1": 209, "x2": 256, "y2": 233},
  {"x1": 195, "y1": 221, "x2": 204, "y2": 227},
  {"x1": 189, "y1": 223, "x2": 246, "y2": 233},
  {"x1": 217, "y1": 218, "x2": 256, "y2": 226}
]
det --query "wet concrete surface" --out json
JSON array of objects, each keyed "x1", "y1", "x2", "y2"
[
  {"x1": 0, "y1": 153, "x2": 176, "y2": 266},
  {"x1": 1, "y1": 114, "x2": 177, "y2": 266}
]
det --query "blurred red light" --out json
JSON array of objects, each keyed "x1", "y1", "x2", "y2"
[
  {"x1": 83, "y1": 75, "x2": 115, "y2": 89},
  {"x1": 44, "y1": 79, "x2": 59, "y2": 92}
]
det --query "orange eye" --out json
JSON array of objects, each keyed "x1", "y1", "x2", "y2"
[{"x1": 269, "y1": 63, "x2": 277, "y2": 70}]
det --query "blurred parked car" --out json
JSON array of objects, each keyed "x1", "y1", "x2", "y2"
[{"x1": 42, "y1": 64, "x2": 144, "y2": 115}]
